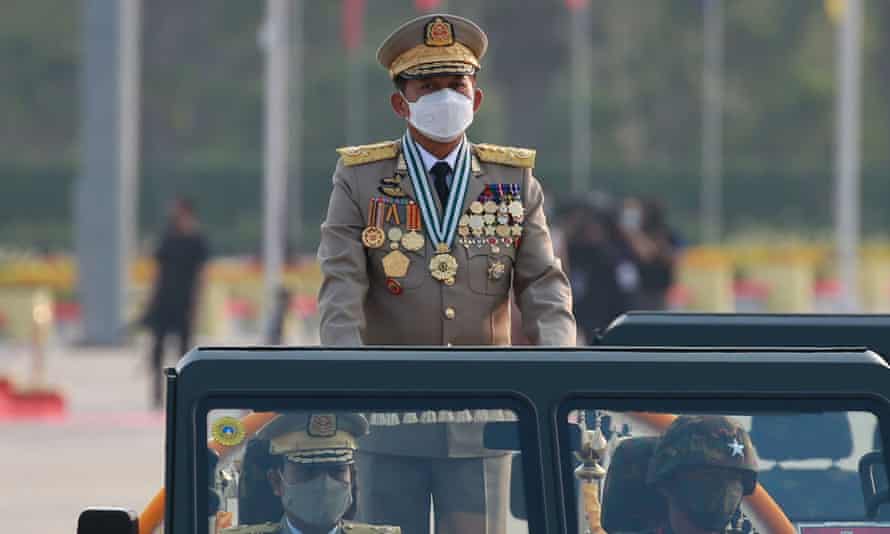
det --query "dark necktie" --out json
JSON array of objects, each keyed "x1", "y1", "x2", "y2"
[{"x1": 430, "y1": 161, "x2": 452, "y2": 208}]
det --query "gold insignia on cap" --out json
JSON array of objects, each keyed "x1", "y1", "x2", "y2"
[
  {"x1": 425, "y1": 17, "x2": 455, "y2": 47},
  {"x1": 308, "y1": 414, "x2": 337, "y2": 437},
  {"x1": 212, "y1": 416, "x2": 246, "y2": 447}
]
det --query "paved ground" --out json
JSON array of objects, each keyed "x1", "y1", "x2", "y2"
[{"x1": 1, "y1": 340, "x2": 166, "y2": 533}]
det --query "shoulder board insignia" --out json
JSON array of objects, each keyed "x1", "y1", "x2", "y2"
[
  {"x1": 221, "y1": 522, "x2": 279, "y2": 534},
  {"x1": 341, "y1": 521, "x2": 402, "y2": 534},
  {"x1": 473, "y1": 143, "x2": 536, "y2": 168},
  {"x1": 336, "y1": 140, "x2": 400, "y2": 166}
]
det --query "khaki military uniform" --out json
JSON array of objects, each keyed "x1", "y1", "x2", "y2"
[
  {"x1": 222, "y1": 518, "x2": 400, "y2": 534},
  {"x1": 318, "y1": 139, "x2": 576, "y2": 346},
  {"x1": 317, "y1": 11, "x2": 576, "y2": 534}
]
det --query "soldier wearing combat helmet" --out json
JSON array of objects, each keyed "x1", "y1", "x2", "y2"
[
  {"x1": 646, "y1": 415, "x2": 759, "y2": 534},
  {"x1": 222, "y1": 413, "x2": 399, "y2": 534}
]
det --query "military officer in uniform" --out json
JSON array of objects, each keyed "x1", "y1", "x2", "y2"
[
  {"x1": 316, "y1": 12, "x2": 576, "y2": 534},
  {"x1": 222, "y1": 413, "x2": 399, "y2": 534},
  {"x1": 317, "y1": 12, "x2": 575, "y2": 347},
  {"x1": 645, "y1": 416, "x2": 759, "y2": 534}
]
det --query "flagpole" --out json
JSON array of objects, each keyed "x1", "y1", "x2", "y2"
[
  {"x1": 569, "y1": 0, "x2": 593, "y2": 195},
  {"x1": 835, "y1": 0, "x2": 863, "y2": 311},
  {"x1": 344, "y1": 0, "x2": 367, "y2": 145},
  {"x1": 263, "y1": 0, "x2": 291, "y2": 338},
  {"x1": 701, "y1": 0, "x2": 724, "y2": 243}
]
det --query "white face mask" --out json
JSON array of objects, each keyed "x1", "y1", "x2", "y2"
[
  {"x1": 402, "y1": 88, "x2": 475, "y2": 142},
  {"x1": 278, "y1": 471, "x2": 353, "y2": 528}
]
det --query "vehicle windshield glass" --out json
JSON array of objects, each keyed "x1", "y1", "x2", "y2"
[
  {"x1": 206, "y1": 406, "x2": 529, "y2": 534},
  {"x1": 564, "y1": 408, "x2": 885, "y2": 534}
]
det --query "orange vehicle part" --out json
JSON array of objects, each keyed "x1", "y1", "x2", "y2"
[
  {"x1": 140, "y1": 411, "x2": 794, "y2": 534},
  {"x1": 139, "y1": 412, "x2": 276, "y2": 534}
]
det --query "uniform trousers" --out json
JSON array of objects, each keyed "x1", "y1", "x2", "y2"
[{"x1": 356, "y1": 451, "x2": 511, "y2": 534}]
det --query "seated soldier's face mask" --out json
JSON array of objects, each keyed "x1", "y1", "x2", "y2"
[
  {"x1": 279, "y1": 470, "x2": 353, "y2": 528},
  {"x1": 402, "y1": 88, "x2": 475, "y2": 143},
  {"x1": 669, "y1": 474, "x2": 744, "y2": 532}
]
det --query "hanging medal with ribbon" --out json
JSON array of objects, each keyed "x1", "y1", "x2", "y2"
[
  {"x1": 402, "y1": 132, "x2": 471, "y2": 285},
  {"x1": 362, "y1": 198, "x2": 386, "y2": 249}
]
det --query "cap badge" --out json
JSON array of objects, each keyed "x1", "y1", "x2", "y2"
[
  {"x1": 308, "y1": 414, "x2": 337, "y2": 437},
  {"x1": 727, "y1": 438, "x2": 745, "y2": 457},
  {"x1": 425, "y1": 17, "x2": 455, "y2": 47},
  {"x1": 211, "y1": 416, "x2": 246, "y2": 447}
]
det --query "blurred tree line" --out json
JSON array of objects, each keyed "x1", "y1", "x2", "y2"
[{"x1": 2, "y1": 0, "x2": 890, "y2": 254}]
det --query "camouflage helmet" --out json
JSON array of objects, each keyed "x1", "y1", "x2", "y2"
[{"x1": 647, "y1": 415, "x2": 758, "y2": 495}]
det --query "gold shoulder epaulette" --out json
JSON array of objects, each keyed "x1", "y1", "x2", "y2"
[
  {"x1": 221, "y1": 522, "x2": 279, "y2": 534},
  {"x1": 341, "y1": 521, "x2": 402, "y2": 534},
  {"x1": 473, "y1": 143, "x2": 536, "y2": 168},
  {"x1": 336, "y1": 140, "x2": 400, "y2": 166}
]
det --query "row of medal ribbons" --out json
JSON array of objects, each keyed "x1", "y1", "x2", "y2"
[
  {"x1": 364, "y1": 410, "x2": 519, "y2": 426},
  {"x1": 457, "y1": 184, "x2": 525, "y2": 252}
]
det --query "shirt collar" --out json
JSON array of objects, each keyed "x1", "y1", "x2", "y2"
[
  {"x1": 284, "y1": 517, "x2": 339, "y2": 534},
  {"x1": 409, "y1": 132, "x2": 465, "y2": 174}
]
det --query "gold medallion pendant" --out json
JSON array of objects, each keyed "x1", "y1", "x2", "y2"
[
  {"x1": 382, "y1": 250, "x2": 410, "y2": 278},
  {"x1": 362, "y1": 226, "x2": 385, "y2": 249},
  {"x1": 430, "y1": 253, "x2": 458, "y2": 284},
  {"x1": 402, "y1": 230, "x2": 425, "y2": 251}
]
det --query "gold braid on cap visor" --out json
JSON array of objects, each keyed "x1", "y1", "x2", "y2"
[{"x1": 389, "y1": 42, "x2": 480, "y2": 79}]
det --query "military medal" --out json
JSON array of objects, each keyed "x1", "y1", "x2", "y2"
[
  {"x1": 401, "y1": 202, "x2": 425, "y2": 251},
  {"x1": 385, "y1": 203, "x2": 401, "y2": 225},
  {"x1": 484, "y1": 200, "x2": 498, "y2": 214},
  {"x1": 386, "y1": 278, "x2": 403, "y2": 295},
  {"x1": 379, "y1": 175, "x2": 407, "y2": 198},
  {"x1": 382, "y1": 249, "x2": 410, "y2": 278},
  {"x1": 362, "y1": 198, "x2": 385, "y2": 249},
  {"x1": 488, "y1": 260, "x2": 506, "y2": 280},
  {"x1": 402, "y1": 132, "x2": 471, "y2": 285},
  {"x1": 508, "y1": 200, "x2": 524, "y2": 218},
  {"x1": 430, "y1": 254, "x2": 458, "y2": 284}
]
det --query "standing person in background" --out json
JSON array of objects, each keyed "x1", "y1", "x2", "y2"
[
  {"x1": 620, "y1": 197, "x2": 676, "y2": 311},
  {"x1": 141, "y1": 197, "x2": 209, "y2": 409},
  {"x1": 562, "y1": 197, "x2": 633, "y2": 343}
]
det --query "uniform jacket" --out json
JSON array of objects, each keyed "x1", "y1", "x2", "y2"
[
  {"x1": 222, "y1": 517, "x2": 400, "y2": 534},
  {"x1": 317, "y1": 138, "x2": 576, "y2": 347}
]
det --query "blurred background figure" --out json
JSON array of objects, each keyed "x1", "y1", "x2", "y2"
[
  {"x1": 619, "y1": 197, "x2": 679, "y2": 311},
  {"x1": 559, "y1": 194, "x2": 635, "y2": 344},
  {"x1": 140, "y1": 197, "x2": 209, "y2": 409}
]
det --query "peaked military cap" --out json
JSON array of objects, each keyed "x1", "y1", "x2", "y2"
[
  {"x1": 255, "y1": 412, "x2": 369, "y2": 465},
  {"x1": 377, "y1": 14, "x2": 488, "y2": 80}
]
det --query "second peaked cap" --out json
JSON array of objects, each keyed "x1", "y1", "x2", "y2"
[{"x1": 377, "y1": 13, "x2": 488, "y2": 80}]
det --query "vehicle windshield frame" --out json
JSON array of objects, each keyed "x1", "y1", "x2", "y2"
[
  {"x1": 197, "y1": 393, "x2": 541, "y2": 534},
  {"x1": 558, "y1": 395, "x2": 890, "y2": 534}
]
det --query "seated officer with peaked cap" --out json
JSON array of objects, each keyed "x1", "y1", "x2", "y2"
[
  {"x1": 317, "y1": 12, "x2": 576, "y2": 534},
  {"x1": 223, "y1": 413, "x2": 399, "y2": 534}
]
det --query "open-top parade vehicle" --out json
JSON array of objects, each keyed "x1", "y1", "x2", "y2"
[{"x1": 77, "y1": 328, "x2": 890, "y2": 534}]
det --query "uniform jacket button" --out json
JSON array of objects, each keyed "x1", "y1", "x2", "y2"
[{"x1": 444, "y1": 307, "x2": 456, "y2": 320}]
